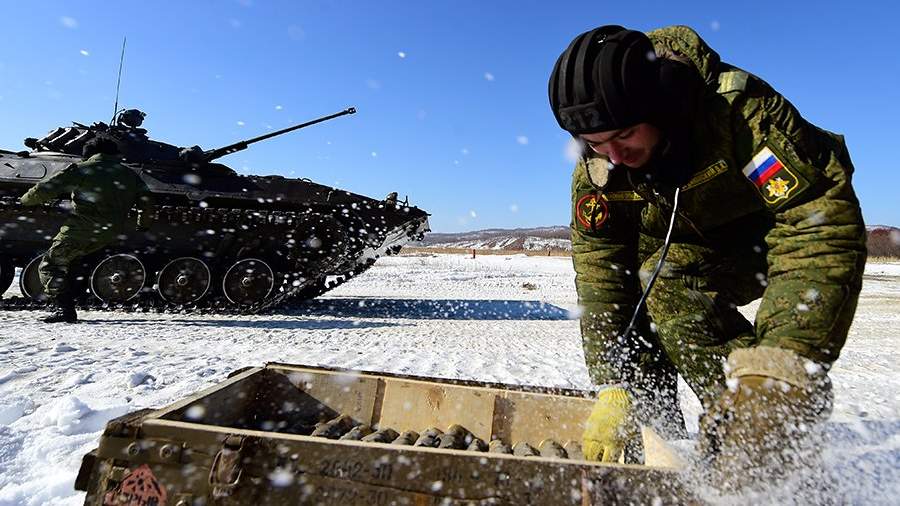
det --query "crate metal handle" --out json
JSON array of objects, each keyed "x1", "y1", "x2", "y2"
[{"x1": 208, "y1": 436, "x2": 245, "y2": 498}]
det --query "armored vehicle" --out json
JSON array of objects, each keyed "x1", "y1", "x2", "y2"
[{"x1": 0, "y1": 107, "x2": 429, "y2": 312}]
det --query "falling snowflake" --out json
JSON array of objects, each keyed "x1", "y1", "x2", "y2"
[
  {"x1": 398, "y1": 51, "x2": 407, "y2": 58},
  {"x1": 275, "y1": 105, "x2": 283, "y2": 110},
  {"x1": 484, "y1": 72, "x2": 495, "y2": 81},
  {"x1": 565, "y1": 137, "x2": 584, "y2": 163},
  {"x1": 509, "y1": 204, "x2": 519, "y2": 213},
  {"x1": 469, "y1": 210, "x2": 477, "y2": 218},
  {"x1": 802, "y1": 288, "x2": 821, "y2": 303},
  {"x1": 287, "y1": 25, "x2": 305, "y2": 40},
  {"x1": 711, "y1": 20, "x2": 721, "y2": 31},
  {"x1": 804, "y1": 361, "x2": 823, "y2": 375},
  {"x1": 516, "y1": 136, "x2": 529, "y2": 145},
  {"x1": 79, "y1": 50, "x2": 89, "y2": 56},
  {"x1": 269, "y1": 468, "x2": 294, "y2": 487},
  {"x1": 726, "y1": 377, "x2": 740, "y2": 392},
  {"x1": 808, "y1": 210, "x2": 827, "y2": 226},
  {"x1": 184, "y1": 405, "x2": 206, "y2": 420},
  {"x1": 59, "y1": 16, "x2": 78, "y2": 29},
  {"x1": 236, "y1": 120, "x2": 245, "y2": 126}
]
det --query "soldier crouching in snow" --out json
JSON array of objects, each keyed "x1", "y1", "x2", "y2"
[
  {"x1": 547, "y1": 25, "x2": 866, "y2": 489},
  {"x1": 19, "y1": 137, "x2": 154, "y2": 323}
]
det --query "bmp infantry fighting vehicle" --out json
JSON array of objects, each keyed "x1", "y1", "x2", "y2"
[{"x1": 0, "y1": 107, "x2": 429, "y2": 312}]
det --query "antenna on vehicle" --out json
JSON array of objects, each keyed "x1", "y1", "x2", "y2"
[{"x1": 111, "y1": 37, "x2": 127, "y2": 125}]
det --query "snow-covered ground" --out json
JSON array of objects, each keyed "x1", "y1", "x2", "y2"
[{"x1": 0, "y1": 254, "x2": 898, "y2": 504}]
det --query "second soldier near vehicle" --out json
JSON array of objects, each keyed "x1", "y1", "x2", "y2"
[
  {"x1": 19, "y1": 137, "x2": 154, "y2": 323},
  {"x1": 547, "y1": 25, "x2": 866, "y2": 489}
]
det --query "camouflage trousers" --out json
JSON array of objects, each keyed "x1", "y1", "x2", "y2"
[
  {"x1": 640, "y1": 241, "x2": 767, "y2": 409},
  {"x1": 39, "y1": 229, "x2": 110, "y2": 301}
]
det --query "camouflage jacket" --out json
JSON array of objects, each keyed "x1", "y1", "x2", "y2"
[
  {"x1": 571, "y1": 26, "x2": 867, "y2": 381},
  {"x1": 20, "y1": 153, "x2": 154, "y2": 235}
]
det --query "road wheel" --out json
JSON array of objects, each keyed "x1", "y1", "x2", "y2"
[
  {"x1": 20, "y1": 254, "x2": 48, "y2": 301},
  {"x1": 90, "y1": 254, "x2": 146, "y2": 303},
  {"x1": 222, "y1": 258, "x2": 274, "y2": 306},
  {"x1": 157, "y1": 257, "x2": 211, "y2": 305}
]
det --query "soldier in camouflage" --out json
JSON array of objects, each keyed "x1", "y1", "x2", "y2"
[
  {"x1": 20, "y1": 137, "x2": 154, "y2": 323},
  {"x1": 548, "y1": 25, "x2": 865, "y2": 488}
]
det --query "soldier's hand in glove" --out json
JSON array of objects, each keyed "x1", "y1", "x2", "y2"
[
  {"x1": 582, "y1": 386, "x2": 639, "y2": 463},
  {"x1": 699, "y1": 346, "x2": 832, "y2": 491}
]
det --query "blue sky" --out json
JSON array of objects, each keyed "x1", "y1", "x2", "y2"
[{"x1": 1, "y1": 1, "x2": 897, "y2": 232}]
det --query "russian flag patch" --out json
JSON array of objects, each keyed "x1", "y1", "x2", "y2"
[
  {"x1": 742, "y1": 146, "x2": 807, "y2": 208},
  {"x1": 743, "y1": 147, "x2": 785, "y2": 187}
]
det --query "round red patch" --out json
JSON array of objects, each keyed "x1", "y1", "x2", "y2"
[{"x1": 576, "y1": 193, "x2": 608, "y2": 230}]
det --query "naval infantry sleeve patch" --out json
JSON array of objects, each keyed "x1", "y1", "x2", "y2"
[
  {"x1": 742, "y1": 146, "x2": 809, "y2": 210},
  {"x1": 575, "y1": 193, "x2": 609, "y2": 231}
]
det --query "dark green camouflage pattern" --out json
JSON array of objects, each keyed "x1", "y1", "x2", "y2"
[
  {"x1": 641, "y1": 241, "x2": 762, "y2": 407},
  {"x1": 20, "y1": 153, "x2": 153, "y2": 235},
  {"x1": 38, "y1": 235, "x2": 109, "y2": 298},
  {"x1": 20, "y1": 153, "x2": 153, "y2": 297},
  {"x1": 571, "y1": 26, "x2": 866, "y2": 410}
]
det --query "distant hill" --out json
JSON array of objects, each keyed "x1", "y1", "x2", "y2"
[
  {"x1": 867, "y1": 225, "x2": 900, "y2": 257},
  {"x1": 414, "y1": 226, "x2": 571, "y2": 251},
  {"x1": 416, "y1": 225, "x2": 900, "y2": 257}
]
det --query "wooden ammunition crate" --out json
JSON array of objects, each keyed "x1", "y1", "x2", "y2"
[{"x1": 77, "y1": 363, "x2": 697, "y2": 505}]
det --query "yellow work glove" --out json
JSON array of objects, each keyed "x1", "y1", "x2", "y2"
[{"x1": 582, "y1": 387, "x2": 639, "y2": 462}]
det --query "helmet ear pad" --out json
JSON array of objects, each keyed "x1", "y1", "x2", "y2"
[{"x1": 596, "y1": 30, "x2": 658, "y2": 130}]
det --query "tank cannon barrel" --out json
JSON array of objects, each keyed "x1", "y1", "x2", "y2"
[{"x1": 202, "y1": 106, "x2": 356, "y2": 162}]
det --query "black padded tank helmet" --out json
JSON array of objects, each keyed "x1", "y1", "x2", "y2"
[
  {"x1": 549, "y1": 25, "x2": 659, "y2": 135},
  {"x1": 82, "y1": 136, "x2": 120, "y2": 159}
]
